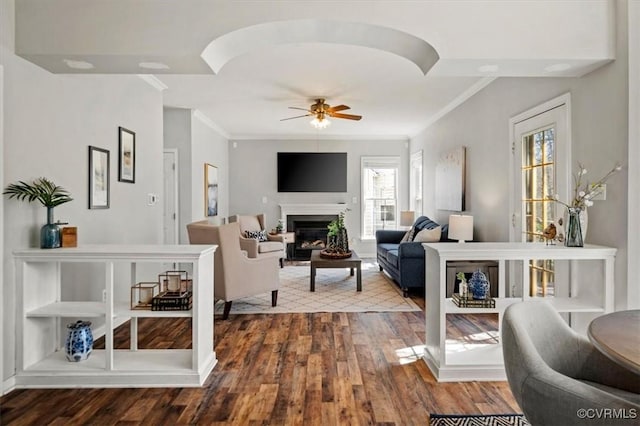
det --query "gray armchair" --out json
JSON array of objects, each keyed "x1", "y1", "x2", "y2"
[
  {"x1": 502, "y1": 301, "x2": 640, "y2": 426},
  {"x1": 228, "y1": 214, "x2": 285, "y2": 267},
  {"x1": 187, "y1": 221, "x2": 280, "y2": 319}
]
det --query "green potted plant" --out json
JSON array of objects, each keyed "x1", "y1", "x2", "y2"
[
  {"x1": 3, "y1": 177, "x2": 73, "y2": 248},
  {"x1": 323, "y1": 209, "x2": 351, "y2": 257}
]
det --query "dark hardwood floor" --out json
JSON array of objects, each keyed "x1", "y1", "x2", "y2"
[{"x1": 0, "y1": 292, "x2": 520, "y2": 425}]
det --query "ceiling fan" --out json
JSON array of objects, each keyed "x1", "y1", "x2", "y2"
[{"x1": 281, "y1": 98, "x2": 362, "y2": 128}]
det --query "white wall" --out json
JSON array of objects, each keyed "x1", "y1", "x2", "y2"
[
  {"x1": 163, "y1": 108, "x2": 229, "y2": 244},
  {"x1": 228, "y1": 138, "x2": 409, "y2": 256},
  {"x1": 410, "y1": 2, "x2": 631, "y2": 310},
  {"x1": 1, "y1": 29, "x2": 164, "y2": 386},
  {"x1": 190, "y1": 113, "x2": 229, "y2": 225},
  {"x1": 163, "y1": 108, "x2": 192, "y2": 243},
  {"x1": 627, "y1": 0, "x2": 639, "y2": 309}
]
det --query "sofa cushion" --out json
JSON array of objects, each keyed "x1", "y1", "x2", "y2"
[
  {"x1": 386, "y1": 249, "x2": 399, "y2": 268},
  {"x1": 257, "y1": 241, "x2": 283, "y2": 253},
  {"x1": 408, "y1": 216, "x2": 441, "y2": 241},
  {"x1": 377, "y1": 243, "x2": 398, "y2": 257},
  {"x1": 414, "y1": 226, "x2": 442, "y2": 242}
]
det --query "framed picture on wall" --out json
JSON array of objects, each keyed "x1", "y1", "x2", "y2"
[
  {"x1": 88, "y1": 146, "x2": 110, "y2": 209},
  {"x1": 204, "y1": 163, "x2": 218, "y2": 217},
  {"x1": 118, "y1": 126, "x2": 135, "y2": 183},
  {"x1": 435, "y1": 146, "x2": 466, "y2": 211}
]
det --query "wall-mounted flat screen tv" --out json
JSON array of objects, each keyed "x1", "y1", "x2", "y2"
[{"x1": 278, "y1": 152, "x2": 347, "y2": 192}]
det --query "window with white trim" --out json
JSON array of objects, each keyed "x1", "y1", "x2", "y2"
[{"x1": 361, "y1": 156, "x2": 400, "y2": 239}]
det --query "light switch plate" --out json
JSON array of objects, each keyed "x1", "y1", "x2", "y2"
[
  {"x1": 590, "y1": 184, "x2": 606, "y2": 201},
  {"x1": 147, "y1": 193, "x2": 158, "y2": 205}
]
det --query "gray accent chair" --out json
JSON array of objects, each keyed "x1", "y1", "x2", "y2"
[
  {"x1": 187, "y1": 221, "x2": 280, "y2": 319},
  {"x1": 228, "y1": 214, "x2": 286, "y2": 267},
  {"x1": 502, "y1": 301, "x2": 640, "y2": 426}
]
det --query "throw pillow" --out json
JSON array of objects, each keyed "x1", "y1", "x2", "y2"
[
  {"x1": 400, "y1": 230, "x2": 412, "y2": 242},
  {"x1": 413, "y1": 226, "x2": 442, "y2": 243},
  {"x1": 245, "y1": 229, "x2": 268, "y2": 242}
]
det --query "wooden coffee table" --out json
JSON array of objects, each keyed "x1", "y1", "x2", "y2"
[{"x1": 310, "y1": 250, "x2": 362, "y2": 292}]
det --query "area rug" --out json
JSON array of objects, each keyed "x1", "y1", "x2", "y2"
[
  {"x1": 214, "y1": 260, "x2": 421, "y2": 314},
  {"x1": 429, "y1": 414, "x2": 529, "y2": 426}
]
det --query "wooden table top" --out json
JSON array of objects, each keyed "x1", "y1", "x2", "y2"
[
  {"x1": 310, "y1": 250, "x2": 360, "y2": 265},
  {"x1": 588, "y1": 310, "x2": 640, "y2": 374}
]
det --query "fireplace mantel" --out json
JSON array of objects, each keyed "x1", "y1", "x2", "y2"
[{"x1": 279, "y1": 204, "x2": 348, "y2": 220}]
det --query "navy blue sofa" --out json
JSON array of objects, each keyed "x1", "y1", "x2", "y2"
[{"x1": 376, "y1": 216, "x2": 451, "y2": 297}]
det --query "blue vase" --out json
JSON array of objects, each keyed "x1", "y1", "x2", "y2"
[
  {"x1": 65, "y1": 320, "x2": 93, "y2": 362},
  {"x1": 40, "y1": 207, "x2": 61, "y2": 249},
  {"x1": 468, "y1": 269, "x2": 490, "y2": 300}
]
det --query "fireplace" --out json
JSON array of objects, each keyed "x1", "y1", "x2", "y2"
[
  {"x1": 287, "y1": 215, "x2": 337, "y2": 260},
  {"x1": 279, "y1": 204, "x2": 350, "y2": 261}
]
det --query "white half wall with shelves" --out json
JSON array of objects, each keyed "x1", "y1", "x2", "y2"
[
  {"x1": 423, "y1": 242, "x2": 616, "y2": 382},
  {"x1": 14, "y1": 244, "x2": 217, "y2": 389}
]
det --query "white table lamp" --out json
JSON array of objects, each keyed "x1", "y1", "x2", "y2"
[
  {"x1": 449, "y1": 214, "x2": 473, "y2": 243},
  {"x1": 400, "y1": 211, "x2": 415, "y2": 228}
]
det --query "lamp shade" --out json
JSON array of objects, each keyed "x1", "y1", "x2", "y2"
[
  {"x1": 448, "y1": 214, "x2": 473, "y2": 242},
  {"x1": 400, "y1": 211, "x2": 415, "y2": 227}
]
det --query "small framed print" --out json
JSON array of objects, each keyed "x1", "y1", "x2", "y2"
[
  {"x1": 118, "y1": 126, "x2": 135, "y2": 183},
  {"x1": 88, "y1": 146, "x2": 110, "y2": 209}
]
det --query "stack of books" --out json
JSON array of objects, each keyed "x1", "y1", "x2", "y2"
[{"x1": 452, "y1": 293, "x2": 495, "y2": 308}]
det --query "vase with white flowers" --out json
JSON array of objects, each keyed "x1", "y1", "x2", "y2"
[{"x1": 548, "y1": 162, "x2": 622, "y2": 247}]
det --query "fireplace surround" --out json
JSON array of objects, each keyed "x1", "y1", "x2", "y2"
[{"x1": 279, "y1": 204, "x2": 349, "y2": 261}]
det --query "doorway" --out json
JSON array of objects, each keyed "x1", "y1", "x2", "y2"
[
  {"x1": 163, "y1": 149, "x2": 179, "y2": 244},
  {"x1": 509, "y1": 94, "x2": 571, "y2": 297}
]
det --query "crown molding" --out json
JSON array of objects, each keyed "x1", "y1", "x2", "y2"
[
  {"x1": 193, "y1": 110, "x2": 231, "y2": 140},
  {"x1": 411, "y1": 77, "x2": 497, "y2": 138},
  {"x1": 137, "y1": 75, "x2": 168, "y2": 91},
  {"x1": 229, "y1": 133, "x2": 409, "y2": 141}
]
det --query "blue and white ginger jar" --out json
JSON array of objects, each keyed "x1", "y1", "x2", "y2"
[
  {"x1": 468, "y1": 270, "x2": 490, "y2": 300},
  {"x1": 65, "y1": 320, "x2": 93, "y2": 362}
]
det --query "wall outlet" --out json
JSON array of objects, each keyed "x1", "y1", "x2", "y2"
[
  {"x1": 102, "y1": 289, "x2": 107, "y2": 303},
  {"x1": 262, "y1": 196, "x2": 268, "y2": 204},
  {"x1": 352, "y1": 197, "x2": 358, "y2": 204}
]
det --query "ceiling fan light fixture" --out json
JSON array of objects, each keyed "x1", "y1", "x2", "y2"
[{"x1": 310, "y1": 116, "x2": 331, "y2": 129}]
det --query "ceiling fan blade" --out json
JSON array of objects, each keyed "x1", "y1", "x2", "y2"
[
  {"x1": 288, "y1": 107, "x2": 312, "y2": 112},
  {"x1": 280, "y1": 114, "x2": 312, "y2": 121},
  {"x1": 330, "y1": 112, "x2": 362, "y2": 120},
  {"x1": 328, "y1": 105, "x2": 350, "y2": 112}
]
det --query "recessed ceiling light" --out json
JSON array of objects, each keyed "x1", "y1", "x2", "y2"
[
  {"x1": 138, "y1": 62, "x2": 170, "y2": 70},
  {"x1": 544, "y1": 63, "x2": 572, "y2": 72},
  {"x1": 63, "y1": 59, "x2": 94, "y2": 70},
  {"x1": 478, "y1": 64, "x2": 499, "y2": 73}
]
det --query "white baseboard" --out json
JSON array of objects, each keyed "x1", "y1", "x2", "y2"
[{"x1": 2, "y1": 376, "x2": 16, "y2": 395}]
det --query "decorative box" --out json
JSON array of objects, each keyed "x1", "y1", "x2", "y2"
[{"x1": 61, "y1": 227, "x2": 78, "y2": 247}]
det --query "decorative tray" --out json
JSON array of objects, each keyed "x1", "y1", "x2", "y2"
[{"x1": 319, "y1": 249, "x2": 352, "y2": 259}]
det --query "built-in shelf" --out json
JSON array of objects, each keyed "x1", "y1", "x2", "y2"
[
  {"x1": 423, "y1": 242, "x2": 616, "y2": 382},
  {"x1": 14, "y1": 244, "x2": 217, "y2": 389}
]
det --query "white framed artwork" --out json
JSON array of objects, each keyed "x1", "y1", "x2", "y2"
[{"x1": 435, "y1": 146, "x2": 466, "y2": 211}]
